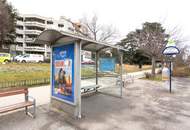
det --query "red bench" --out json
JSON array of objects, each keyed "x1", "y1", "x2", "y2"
[{"x1": 0, "y1": 88, "x2": 36, "y2": 118}]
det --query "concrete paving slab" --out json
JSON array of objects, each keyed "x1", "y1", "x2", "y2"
[{"x1": 0, "y1": 77, "x2": 190, "y2": 130}]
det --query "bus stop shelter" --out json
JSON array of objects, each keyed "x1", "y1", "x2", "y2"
[{"x1": 35, "y1": 29, "x2": 126, "y2": 118}]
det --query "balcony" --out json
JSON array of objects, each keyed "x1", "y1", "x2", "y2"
[
  {"x1": 24, "y1": 46, "x2": 45, "y2": 52},
  {"x1": 25, "y1": 30, "x2": 42, "y2": 35},
  {"x1": 16, "y1": 21, "x2": 24, "y2": 25},
  {"x1": 24, "y1": 22, "x2": 45, "y2": 28},
  {"x1": 16, "y1": 29, "x2": 24, "y2": 34},
  {"x1": 15, "y1": 46, "x2": 23, "y2": 51},
  {"x1": 15, "y1": 37, "x2": 24, "y2": 43},
  {"x1": 25, "y1": 38, "x2": 35, "y2": 43},
  {"x1": 45, "y1": 47, "x2": 51, "y2": 52}
]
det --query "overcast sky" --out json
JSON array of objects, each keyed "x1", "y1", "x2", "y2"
[{"x1": 8, "y1": 0, "x2": 190, "y2": 44}]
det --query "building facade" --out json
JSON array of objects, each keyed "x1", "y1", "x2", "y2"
[{"x1": 15, "y1": 14, "x2": 84, "y2": 59}]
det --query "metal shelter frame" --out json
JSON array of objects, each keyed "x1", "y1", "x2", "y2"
[{"x1": 35, "y1": 29, "x2": 126, "y2": 118}]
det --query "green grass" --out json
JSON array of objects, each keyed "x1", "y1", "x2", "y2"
[
  {"x1": 0, "y1": 63, "x2": 153, "y2": 82},
  {"x1": 0, "y1": 63, "x2": 50, "y2": 82},
  {"x1": 0, "y1": 63, "x2": 153, "y2": 89},
  {"x1": 142, "y1": 74, "x2": 162, "y2": 81},
  {"x1": 115, "y1": 64, "x2": 152, "y2": 73},
  {"x1": 81, "y1": 67, "x2": 96, "y2": 78}
]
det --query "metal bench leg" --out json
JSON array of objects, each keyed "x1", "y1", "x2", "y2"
[
  {"x1": 95, "y1": 87, "x2": 98, "y2": 92},
  {"x1": 25, "y1": 93, "x2": 28, "y2": 115},
  {"x1": 26, "y1": 99, "x2": 36, "y2": 118},
  {"x1": 33, "y1": 99, "x2": 36, "y2": 118},
  {"x1": 25, "y1": 106, "x2": 28, "y2": 115}
]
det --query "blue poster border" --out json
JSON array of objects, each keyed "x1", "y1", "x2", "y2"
[{"x1": 51, "y1": 43, "x2": 75, "y2": 104}]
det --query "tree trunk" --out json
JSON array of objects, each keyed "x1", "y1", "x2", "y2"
[{"x1": 151, "y1": 56, "x2": 156, "y2": 77}]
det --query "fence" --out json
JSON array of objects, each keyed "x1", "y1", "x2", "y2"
[{"x1": 0, "y1": 78, "x2": 50, "y2": 89}]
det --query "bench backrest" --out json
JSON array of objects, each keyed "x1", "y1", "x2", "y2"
[{"x1": 0, "y1": 88, "x2": 28, "y2": 97}]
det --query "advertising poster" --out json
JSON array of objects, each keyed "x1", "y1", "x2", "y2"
[
  {"x1": 52, "y1": 43, "x2": 75, "y2": 103},
  {"x1": 99, "y1": 58, "x2": 116, "y2": 72}
]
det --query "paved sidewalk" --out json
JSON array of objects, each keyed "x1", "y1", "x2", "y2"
[
  {"x1": 0, "y1": 69, "x2": 156, "y2": 107},
  {"x1": 0, "y1": 85, "x2": 51, "y2": 108},
  {"x1": 0, "y1": 104, "x2": 78, "y2": 130},
  {"x1": 125, "y1": 68, "x2": 160, "y2": 79},
  {"x1": 0, "y1": 77, "x2": 190, "y2": 130}
]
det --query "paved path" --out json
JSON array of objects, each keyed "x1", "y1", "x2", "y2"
[
  {"x1": 1, "y1": 77, "x2": 190, "y2": 130},
  {"x1": 0, "y1": 85, "x2": 51, "y2": 108},
  {"x1": 125, "y1": 68, "x2": 160, "y2": 79},
  {"x1": 0, "y1": 69, "x2": 158, "y2": 107}
]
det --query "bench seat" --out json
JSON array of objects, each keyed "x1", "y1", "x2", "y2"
[
  {"x1": 0, "y1": 101, "x2": 34, "y2": 113},
  {"x1": 0, "y1": 88, "x2": 36, "y2": 118},
  {"x1": 81, "y1": 85, "x2": 100, "y2": 93}
]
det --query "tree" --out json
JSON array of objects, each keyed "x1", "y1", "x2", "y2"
[
  {"x1": 174, "y1": 45, "x2": 189, "y2": 67},
  {"x1": 119, "y1": 22, "x2": 169, "y2": 76},
  {"x1": 0, "y1": 0, "x2": 17, "y2": 51},
  {"x1": 118, "y1": 31, "x2": 151, "y2": 66},
  {"x1": 80, "y1": 14, "x2": 118, "y2": 43}
]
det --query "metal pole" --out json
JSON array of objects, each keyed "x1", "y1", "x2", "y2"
[
  {"x1": 95, "y1": 51, "x2": 99, "y2": 85},
  {"x1": 120, "y1": 51, "x2": 123, "y2": 97},
  {"x1": 74, "y1": 41, "x2": 82, "y2": 119},
  {"x1": 169, "y1": 60, "x2": 172, "y2": 93}
]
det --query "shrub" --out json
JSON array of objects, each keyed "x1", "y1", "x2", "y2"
[
  {"x1": 173, "y1": 66, "x2": 190, "y2": 77},
  {"x1": 157, "y1": 69, "x2": 162, "y2": 74},
  {"x1": 44, "y1": 59, "x2": 50, "y2": 63},
  {"x1": 144, "y1": 72, "x2": 152, "y2": 79}
]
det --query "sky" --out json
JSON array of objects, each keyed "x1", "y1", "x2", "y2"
[{"x1": 7, "y1": 0, "x2": 190, "y2": 45}]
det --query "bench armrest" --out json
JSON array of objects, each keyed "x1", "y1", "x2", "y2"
[
  {"x1": 26, "y1": 95, "x2": 36, "y2": 118},
  {"x1": 26, "y1": 95, "x2": 36, "y2": 103}
]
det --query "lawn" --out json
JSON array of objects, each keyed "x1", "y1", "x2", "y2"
[
  {"x1": 115, "y1": 64, "x2": 152, "y2": 73},
  {"x1": 142, "y1": 74, "x2": 162, "y2": 81},
  {"x1": 0, "y1": 63, "x2": 152, "y2": 88},
  {"x1": 173, "y1": 66, "x2": 190, "y2": 77},
  {"x1": 0, "y1": 63, "x2": 50, "y2": 82}
]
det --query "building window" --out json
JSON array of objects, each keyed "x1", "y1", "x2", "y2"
[
  {"x1": 26, "y1": 43, "x2": 44, "y2": 47},
  {"x1": 16, "y1": 34, "x2": 23, "y2": 38},
  {"x1": 25, "y1": 17, "x2": 45, "y2": 24},
  {"x1": 58, "y1": 24, "x2": 64, "y2": 28},
  {"x1": 17, "y1": 17, "x2": 23, "y2": 21},
  {"x1": 25, "y1": 34, "x2": 37, "y2": 39},
  {"x1": 25, "y1": 26, "x2": 45, "y2": 31},
  {"x1": 68, "y1": 27, "x2": 74, "y2": 32},
  {"x1": 2, "y1": 44, "x2": 9, "y2": 49},
  {"x1": 47, "y1": 21, "x2": 53, "y2": 24},
  {"x1": 16, "y1": 42, "x2": 23, "y2": 47},
  {"x1": 16, "y1": 25, "x2": 23, "y2": 30}
]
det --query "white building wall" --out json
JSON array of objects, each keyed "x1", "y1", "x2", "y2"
[{"x1": 15, "y1": 14, "x2": 76, "y2": 58}]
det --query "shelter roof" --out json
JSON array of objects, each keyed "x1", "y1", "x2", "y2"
[{"x1": 35, "y1": 29, "x2": 126, "y2": 52}]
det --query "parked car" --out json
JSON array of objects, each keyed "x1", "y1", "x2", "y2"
[
  {"x1": 0, "y1": 53, "x2": 11, "y2": 63},
  {"x1": 17, "y1": 54, "x2": 44, "y2": 63},
  {"x1": 14, "y1": 55, "x2": 23, "y2": 62},
  {"x1": 81, "y1": 59, "x2": 95, "y2": 64}
]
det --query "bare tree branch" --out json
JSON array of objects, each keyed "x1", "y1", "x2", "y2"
[{"x1": 80, "y1": 14, "x2": 119, "y2": 43}]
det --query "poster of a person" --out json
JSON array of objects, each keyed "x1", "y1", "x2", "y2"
[{"x1": 54, "y1": 59, "x2": 72, "y2": 96}]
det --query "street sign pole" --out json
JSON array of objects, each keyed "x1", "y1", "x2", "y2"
[
  {"x1": 169, "y1": 60, "x2": 172, "y2": 93},
  {"x1": 162, "y1": 38, "x2": 180, "y2": 94}
]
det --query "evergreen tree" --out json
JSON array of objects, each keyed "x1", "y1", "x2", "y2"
[{"x1": 0, "y1": 0, "x2": 17, "y2": 51}]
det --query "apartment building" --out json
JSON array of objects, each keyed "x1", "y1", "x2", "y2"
[{"x1": 15, "y1": 14, "x2": 84, "y2": 59}]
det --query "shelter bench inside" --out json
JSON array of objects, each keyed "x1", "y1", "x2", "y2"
[
  {"x1": 81, "y1": 85, "x2": 100, "y2": 93},
  {"x1": 116, "y1": 75, "x2": 134, "y2": 87},
  {"x1": 0, "y1": 88, "x2": 36, "y2": 118}
]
